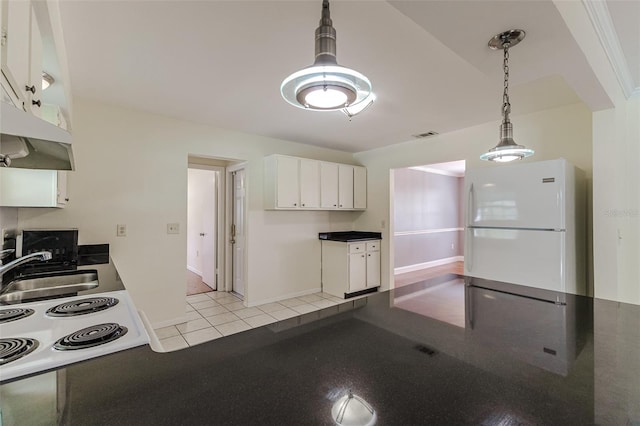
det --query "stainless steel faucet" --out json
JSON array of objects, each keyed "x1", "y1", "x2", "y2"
[{"x1": 0, "y1": 251, "x2": 52, "y2": 281}]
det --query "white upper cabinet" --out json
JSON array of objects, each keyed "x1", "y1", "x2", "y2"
[
  {"x1": 299, "y1": 159, "x2": 320, "y2": 208},
  {"x1": 354, "y1": 166, "x2": 367, "y2": 209},
  {"x1": 264, "y1": 155, "x2": 366, "y2": 211},
  {"x1": 1, "y1": 0, "x2": 42, "y2": 113},
  {"x1": 338, "y1": 165, "x2": 354, "y2": 209},
  {"x1": 320, "y1": 162, "x2": 339, "y2": 209}
]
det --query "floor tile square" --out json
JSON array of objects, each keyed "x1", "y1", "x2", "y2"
[
  {"x1": 154, "y1": 325, "x2": 180, "y2": 339},
  {"x1": 270, "y1": 308, "x2": 299, "y2": 320},
  {"x1": 310, "y1": 299, "x2": 338, "y2": 309},
  {"x1": 217, "y1": 296, "x2": 243, "y2": 305},
  {"x1": 234, "y1": 307, "x2": 263, "y2": 319},
  {"x1": 160, "y1": 335, "x2": 188, "y2": 352},
  {"x1": 244, "y1": 313, "x2": 277, "y2": 328},
  {"x1": 208, "y1": 292, "x2": 233, "y2": 300},
  {"x1": 176, "y1": 318, "x2": 211, "y2": 334},
  {"x1": 279, "y1": 298, "x2": 306, "y2": 308},
  {"x1": 215, "y1": 320, "x2": 251, "y2": 336},
  {"x1": 186, "y1": 310, "x2": 203, "y2": 321},
  {"x1": 198, "y1": 305, "x2": 229, "y2": 317},
  {"x1": 291, "y1": 303, "x2": 318, "y2": 314},
  {"x1": 190, "y1": 299, "x2": 218, "y2": 310},
  {"x1": 185, "y1": 304, "x2": 195, "y2": 312},
  {"x1": 224, "y1": 301, "x2": 246, "y2": 311},
  {"x1": 206, "y1": 312, "x2": 240, "y2": 326},
  {"x1": 299, "y1": 294, "x2": 323, "y2": 303},
  {"x1": 257, "y1": 302, "x2": 287, "y2": 313},
  {"x1": 183, "y1": 327, "x2": 223, "y2": 346}
]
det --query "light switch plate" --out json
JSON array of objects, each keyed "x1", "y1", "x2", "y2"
[
  {"x1": 167, "y1": 223, "x2": 179, "y2": 234},
  {"x1": 116, "y1": 224, "x2": 127, "y2": 237}
]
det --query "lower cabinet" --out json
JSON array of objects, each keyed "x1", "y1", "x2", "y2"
[{"x1": 321, "y1": 240, "x2": 381, "y2": 298}]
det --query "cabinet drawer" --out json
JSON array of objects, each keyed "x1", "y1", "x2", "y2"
[
  {"x1": 366, "y1": 241, "x2": 380, "y2": 251},
  {"x1": 348, "y1": 243, "x2": 365, "y2": 254}
]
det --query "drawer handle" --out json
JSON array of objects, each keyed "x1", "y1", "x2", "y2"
[
  {"x1": 32, "y1": 99, "x2": 41, "y2": 107},
  {"x1": 25, "y1": 85, "x2": 36, "y2": 94}
]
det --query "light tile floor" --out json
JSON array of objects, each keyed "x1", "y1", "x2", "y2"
[{"x1": 154, "y1": 291, "x2": 345, "y2": 352}]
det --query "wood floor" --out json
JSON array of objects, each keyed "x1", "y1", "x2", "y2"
[
  {"x1": 394, "y1": 261, "x2": 464, "y2": 288},
  {"x1": 187, "y1": 270, "x2": 214, "y2": 296},
  {"x1": 393, "y1": 261, "x2": 466, "y2": 328}
]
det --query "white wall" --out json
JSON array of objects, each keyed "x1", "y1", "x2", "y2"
[
  {"x1": 554, "y1": 1, "x2": 640, "y2": 305},
  {"x1": 16, "y1": 99, "x2": 358, "y2": 327},
  {"x1": 354, "y1": 102, "x2": 593, "y2": 292}
]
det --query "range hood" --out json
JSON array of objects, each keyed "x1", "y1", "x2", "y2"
[{"x1": 1, "y1": 102, "x2": 74, "y2": 170}]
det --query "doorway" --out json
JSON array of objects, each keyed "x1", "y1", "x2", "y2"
[
  {"x1": 187, "y1": 164, "x2": 224, "y2": 296},
  {"x1": 390, "y1": 160, "x2": 466, "y2": 327}
]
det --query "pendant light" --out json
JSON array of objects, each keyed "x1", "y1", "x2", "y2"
[
  {"x1": 281, "y1": 0, "x2": 372, "y2": 111},
  {"x1": 480, "y1": 29, "x2": 534, "y2": 163}
]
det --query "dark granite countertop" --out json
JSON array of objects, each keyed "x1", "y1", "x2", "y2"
[
  {"x1": 319, "y1": 231, "x2": 382, "y2": 242},
  {"x1": 1, "y1": 277, "x2": 638, "y2": 425}
]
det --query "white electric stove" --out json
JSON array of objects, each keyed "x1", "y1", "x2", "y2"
[{"x1": 0, "y1": 290, "x2": 149, "y2": 382}]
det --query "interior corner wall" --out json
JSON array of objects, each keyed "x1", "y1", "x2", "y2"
[
  {"x1": 14, "y1": 99, "x2": 357, "y2": 326},
  {"x1": 353, "y1": 102, "x2": 593, "y2": 292}
]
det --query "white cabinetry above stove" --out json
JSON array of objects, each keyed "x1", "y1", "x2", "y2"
[
  {"x1": 0, "y1": 167, "x2": 68, "y2": 207},
  {"x1": 264, "y1": 154, "x2": 366, "y2": 210}
]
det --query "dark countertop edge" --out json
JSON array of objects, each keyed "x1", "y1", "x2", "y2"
[{"x1": 318, "y1": 231, "x2": 382, "y2": 242}]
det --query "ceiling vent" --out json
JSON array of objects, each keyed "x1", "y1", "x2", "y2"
[{"x1": 412, "y1": 131, "x2": 439, "y2": 139}]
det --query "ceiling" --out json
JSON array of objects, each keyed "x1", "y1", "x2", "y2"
[{"x1": 56, "y1": 0, "x2": 637, "y2": 153}]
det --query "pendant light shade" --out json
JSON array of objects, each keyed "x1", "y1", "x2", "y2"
[
  {"x1": 281, "y1": 0, "x2": 372, "y2": 111},
  {"x1": 481, "y1": 29, "x2": 534, "y2": 163}
]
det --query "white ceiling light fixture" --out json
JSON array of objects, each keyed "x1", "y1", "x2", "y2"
[
  {"x1": 331, "y1": 390, "x2": 377, "y2": 426},
  {"x1": 281, "y1": 0, "x2": 373, "y2": 112},
  {"x1": 480, "y1": 29, "x2": 534, "y2": 163},
  {"x1": 42, "y1": 72, "x2": 55, "y2": 91}
]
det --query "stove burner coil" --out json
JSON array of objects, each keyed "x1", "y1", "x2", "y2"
[
  {"x1": 46, "y1": 297, "x2": 119, "y2": 317},
  {"x1": 54, "y1": 323, "x2": 128, "y2": 351},
  {"x1": 0, "y1": 308, "x2": 35, "y2": 324},
  {"x1": 0, "y1": 338, "x2": 39, "y2": 365}
]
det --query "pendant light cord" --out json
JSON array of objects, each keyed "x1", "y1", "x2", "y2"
[{"x1": 502, "y1": 41, "x2": 511, "y2": 123}]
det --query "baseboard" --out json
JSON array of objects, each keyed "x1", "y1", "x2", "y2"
[
  {"x1": 151, "y1": 314, "x2": 189, "y2": 330},
  {"x1": 394, "y1": 256, "x2": 463, "y2": 275},
  {"x1": 247, "y1": 287, "x2": 322, "y2": 307},
  {"x1": 187, "y1": 265, "x2": 202, "y2": 276}
]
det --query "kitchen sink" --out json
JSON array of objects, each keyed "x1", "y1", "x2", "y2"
[{"x1": 0, "y1": 269, "x2": 99, "y2": 304}]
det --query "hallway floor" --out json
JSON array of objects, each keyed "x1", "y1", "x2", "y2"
[
  {"x1": 186, "y1": 270, "x2": 214, "y2": 296},
  {"x1": 154, "y1": 291, "x2": 345, "y2": 351},
  {"x1": 393, "y1": 261, "x2": 466, "y2": 328}
]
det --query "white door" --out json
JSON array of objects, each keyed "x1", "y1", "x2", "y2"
[
  {"x1": 299, "y1": 159, "x2": 320, "y2": 208},
  {"x1": 338, "y1": 165, "x2": 354, "y2": 209},
  {"x1": 465, "y1": 228, "x2": 566, "y2": 293},
  {"x1": 366, "y1": 250, "x2": 380, "y2": 287},
  {"x1": 348, "y1": 252, "x2": 367, "y2": 292},
  {"x1": 201, "y1": 171, "x2": 217, "y2": 288},
  {"x1": 320, "y1": 162, "x2": 339, "y2": 208},
  {"x1": 465, "y1": 159, "x2": 566, "y2": 229},
  {"x1": 231, "y1": 169, "x2": 246, "y2": 297},
  {"x1": 276, "y1": 156, "x2": 299, "y2": 208}
]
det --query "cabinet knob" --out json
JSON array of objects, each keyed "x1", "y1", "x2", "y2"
[
  {"x1": 293, "y1": 203, "x2": 297, "y2": 206},
  {"x1": 64, "y1": 198, "x2": 69, "y2": 202},
  {"x1": 32, "y1": 99, "x2": 41, "y2": 107},
  {"x1": 25, "y1": 85, "x2": 36, "y2": 94},
  {"x1": 302, "y1": 203, "x2": 305, "y2": 206},
  {"x1": 333, "y1": 204, "x2": 337, "y2": 207}
]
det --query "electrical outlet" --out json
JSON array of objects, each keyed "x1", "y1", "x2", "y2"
[
  {"x1": 451, "y1": 243, "x2": 455, "y2": 250},
  {"x1": 167, "y1": 223, "x2": 180, "y2": 234},
  {"x1": 116, "y1": 224, "x2": 127, "y2": 237}
]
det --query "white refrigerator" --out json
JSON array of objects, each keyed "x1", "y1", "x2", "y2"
[{"x1": 464, "y1": 158, "x2": 586, "y2": 296}]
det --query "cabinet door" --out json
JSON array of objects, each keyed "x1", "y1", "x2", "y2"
[
  {"x1": 2, "y1": 0, "x2": 31, "y2": 109},
  {"x1": 276, "y1": 156, "x2": 299, "y2": 208},
  {"x1": 320, "y1": 162, "x2": 338, "y2": 208},
  {"x1": 27, "y1": 6, "x2": 42, "y2": 116},
  {"x1": 366, "y1": 249, "x2": 381, "y2": 287},
  {"x1": 56, "y1": 171, "x2": 68, "y2": 206},
  {"x1": 338, "y1": 165, "x2": 354, "y2": 209},
  {"x1": 299, "y1": 159, "x2": 320, "y2": 208},
  {"x1": 353, "y1": 166, "x2": 367, "y2": 209},
  {"x1": 348, "y1": 252, "x2": 367, "y2": 292}
]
